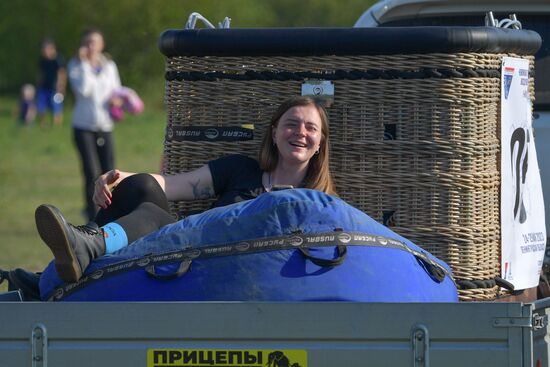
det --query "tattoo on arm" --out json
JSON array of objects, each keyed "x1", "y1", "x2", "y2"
[{"x1": 190, "y1": 180, "x2": 213, "y2": 199}]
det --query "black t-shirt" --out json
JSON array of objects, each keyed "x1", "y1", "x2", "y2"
[
  {"x1": 208, "y1": 154, "x2": 265, "y2": 208},
  {"x1": 39, "y1": 56, "x2": 65, "y2": 90}
]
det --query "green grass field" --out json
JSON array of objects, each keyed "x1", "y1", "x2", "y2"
[{"x1": 0, "y1": 95, "x2": 166, "y2": 290}]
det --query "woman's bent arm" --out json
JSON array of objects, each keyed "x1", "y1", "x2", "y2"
[{"x1": 93, "y1": 165, "x2": 214, "y2": 208}]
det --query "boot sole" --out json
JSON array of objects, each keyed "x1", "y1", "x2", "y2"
[{"x1": 35, "y1": 205, "x2": 82, "y2": 283}]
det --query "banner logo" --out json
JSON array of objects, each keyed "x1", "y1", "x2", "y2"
[
  {"x1": 503, "y1": 67, "x2": 515, "y2": 99},
  {"x1": 504, "y1": 262, "x2": 513, "y2": 281}
]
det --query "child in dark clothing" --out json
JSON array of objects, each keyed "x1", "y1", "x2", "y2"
[{"x1": 18, "y1": 84, "x2": 36, "y2": 125}]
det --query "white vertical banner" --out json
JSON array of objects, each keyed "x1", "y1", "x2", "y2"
[{"x1": 501, "y1": 57, "x2": 546, "y2": 290}]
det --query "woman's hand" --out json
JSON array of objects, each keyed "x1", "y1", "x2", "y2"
[
  {"x1": 78, "y1": 46, "x2": 89, "y2": 62},
  {"x1": 93, "y1": 169, "x2": 122, "y2": 209}
]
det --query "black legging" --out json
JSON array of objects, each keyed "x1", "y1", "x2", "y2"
[
  {"x1": 73, "y1": 128, "x2": 115, "y2": 221},
  {"x1": 94, "y1": 173, "x2": 176, "y2": 244}
]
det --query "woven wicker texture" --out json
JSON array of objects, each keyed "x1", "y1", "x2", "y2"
[{"x1": 162, "y1": 53, "x2": 534, "y2": 301}]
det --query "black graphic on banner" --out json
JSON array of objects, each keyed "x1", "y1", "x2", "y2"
[
  {"x1": 510, "y1": 127, "x2": 529, "y2": 224},
  {"x1": 166, "y1": 126, "x2": 254, "y2": 142}
]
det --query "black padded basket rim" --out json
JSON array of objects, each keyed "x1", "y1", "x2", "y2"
[{"x1": 158, "y1": 26, "x2": 541, "y2": 57}]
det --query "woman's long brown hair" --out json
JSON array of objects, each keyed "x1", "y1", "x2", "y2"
[{"x1": 258, "y1": 96, "x2": 337, "y2": 196}]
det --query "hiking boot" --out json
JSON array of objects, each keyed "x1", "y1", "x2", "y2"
[
  {"x1": 0, "y1": 270, "x2": 10, "y2": 287},
  {"x1": 0, "y1": 268, "x2": 41, "y2": 301},
  {"x1": 8, "y1": 268, "x2": 41, "y2": 301},
  {"x1": 35, "y1": 204, "x2": 106, "y2": 283}
]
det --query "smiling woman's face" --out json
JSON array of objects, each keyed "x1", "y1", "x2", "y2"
[
  {"x1": 272, "y1": 104, "x2": 323, "y2": 166},
  {"x1": 83, "y1": 32, "x2": 104, "y2": 56}
]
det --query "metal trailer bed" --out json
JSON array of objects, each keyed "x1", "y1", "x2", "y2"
[{"x1": 1, "y1": 299, "x2": 549, "y2": 366}]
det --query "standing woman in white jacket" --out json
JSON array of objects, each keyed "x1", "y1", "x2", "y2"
[{"x1": 68, "y1": 28, "x2": 121, "y2": 221}]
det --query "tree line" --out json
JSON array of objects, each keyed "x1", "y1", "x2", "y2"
[{"x1": 0, "y1": 0, "x2": 375, "y2": 97}]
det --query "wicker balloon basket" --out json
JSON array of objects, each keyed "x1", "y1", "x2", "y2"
[{"x1": 159, "y1": 27, "x2": 540, "y2": 301}]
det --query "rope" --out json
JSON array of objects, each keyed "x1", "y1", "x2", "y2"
[{"x1": 456, "y1": 277, "x2": 514, "y2": 291}]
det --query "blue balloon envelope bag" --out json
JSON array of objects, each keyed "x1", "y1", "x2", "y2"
[{"x1": 40, "y1": 189, "x2": 458, "y2": 302}]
